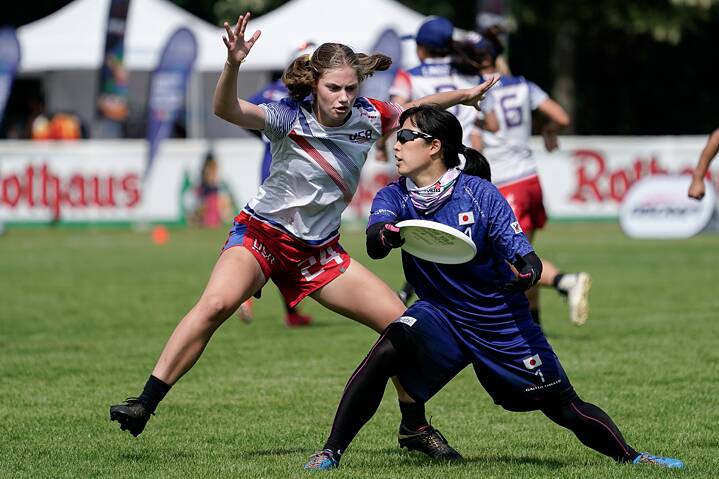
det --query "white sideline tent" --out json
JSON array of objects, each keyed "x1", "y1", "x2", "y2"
[
  {"x1": 15, "y1": 0, "x2": 426, "y2": 138},
  {"x1": 241, "y1": 0, "x2": 425, "y2": 70}
]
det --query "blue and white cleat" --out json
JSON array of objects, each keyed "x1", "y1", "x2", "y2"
[
  {"x1": 304, "y1": 449, "x2": 340, "y2": 470},
  {"x1": 632, "y1": 452, "x2": 684, "y2": 469}
]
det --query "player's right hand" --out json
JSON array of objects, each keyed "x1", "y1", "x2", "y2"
[
  {"x1": 688, "y1": 177, "x2": 706, "y2": 200},
  {"x1": 223, "y1": 12, "x2": 261, "y2": 66},
  {"x1": 379, "y1": 223, "x2": 404, "y2": 249}
]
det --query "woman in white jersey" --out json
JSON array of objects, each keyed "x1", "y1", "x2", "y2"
[
  {"x1": 108, "y1": 12, "x2": 498, "y2": 456},
  {"x1": 467, "y1": 34, "x2": 592, "y2": 328}
]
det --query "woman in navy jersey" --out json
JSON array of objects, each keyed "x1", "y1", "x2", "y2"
[
  {"x1": 304, "y1": 105, "x2": 683, "y2": 471},
  {"x1": 109, "y1": 12, "x2": 498, "y2": 457}
]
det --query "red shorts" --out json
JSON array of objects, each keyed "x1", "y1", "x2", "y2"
[
  {"x1": 498, "y1": 175, "x2": 547, "y2": 233},
  {"x1": 222, "y1": 211, "x2": 351, "y2": 308}
]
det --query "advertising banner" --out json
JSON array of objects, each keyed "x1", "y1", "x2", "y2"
[
  {"x1": 0, "y1": 136, "x2": 716, "y2": 225},
  {"x1": 0, "y1": 28, "x2": 21, "y2": 125},
  {"x1": 530, "y1": 136, "x2": 714, "y2": 219},
  {"x1": 146, "y1": 27, "x2": 197, "y2": 176},
  {"x1": 96, "y1": 0, "x2": 131, "y2": 125}
]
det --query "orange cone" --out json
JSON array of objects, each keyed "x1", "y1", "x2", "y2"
[{"x1": 151, "y1": 225, "x2": 170, "y2": 245}]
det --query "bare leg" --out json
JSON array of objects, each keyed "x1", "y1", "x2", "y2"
[
  {"x1": 310, "y1": 259, "x2": 413, "y2": 403},
  {"x1": 152, "y1": 247, "x2": 267, "y2": 385}
]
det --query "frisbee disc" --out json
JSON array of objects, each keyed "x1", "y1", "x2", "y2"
[{"x1": 396, "y1": 219, "x2": 476, "y2": 264}]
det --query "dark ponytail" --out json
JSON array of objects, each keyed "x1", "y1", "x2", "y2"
[{"x1": 462, "y1": 147, "x2": 491, "y2": 181}]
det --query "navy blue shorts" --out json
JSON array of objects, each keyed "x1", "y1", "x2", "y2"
[{"x1": 387, "y1": 300, "x2": 574, "y2": 411}]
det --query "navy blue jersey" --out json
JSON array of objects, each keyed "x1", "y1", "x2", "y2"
[{"x1": 368, "y1": 172, "x2": 533, "y2": 322}]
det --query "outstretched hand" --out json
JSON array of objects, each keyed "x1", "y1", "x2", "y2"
[
  {"x1": 222, "y1": 12, "x2": 261, "y2": 67},
  {"x1": 461, "y1": 74, "x2": 501, "y2": 111}
]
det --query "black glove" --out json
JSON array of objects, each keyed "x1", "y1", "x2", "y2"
[
  {"x1": 379, "y1": 223, "x2": 405, "y2": 249},
  {"x1": 502, "y1": 252, "x2": 541, "y2": 292}
]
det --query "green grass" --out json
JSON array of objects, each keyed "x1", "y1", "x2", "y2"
[{"x1": 1, "y1": 223, "x2": 717, "y2": 478}]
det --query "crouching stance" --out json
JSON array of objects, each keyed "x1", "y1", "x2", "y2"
[{"x1": 304, "y1": 105, "x2": 683, "y2": 471}]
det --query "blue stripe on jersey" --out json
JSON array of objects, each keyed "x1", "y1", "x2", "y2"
[
  {"x1": 298, "y1": 107, "x2": 313, "y2": 135},
  {"x1": 354, "y1": 97, "x2": 375, "y2": 112},
  {"x1": 497, "y1": 75, "x2": 526, "y2": 87},
  {"x1": 317, "y1": 138, "x2": 361, "y2": 179},
  {"x1": 242, "y1": 206, "x2": 339, "y2": 246},
  {"x1": 261, "y1": 98, "x2": 298, "y2": 141},
  {"x1": 408, "y1": 62, "x2": 452, "y2": 77}
]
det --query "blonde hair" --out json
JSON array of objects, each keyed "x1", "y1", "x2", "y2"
[{"x1": 281, "y1": 42, "x2": 392, "y2": 100}]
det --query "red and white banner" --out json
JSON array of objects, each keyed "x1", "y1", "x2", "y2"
[{"x1": 0, "y1": 136, "x2": 715, "y2": 225}]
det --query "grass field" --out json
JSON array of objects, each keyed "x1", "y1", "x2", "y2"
[{"x1": 1, "y1": 222, "x2": 718, "y2": 478}]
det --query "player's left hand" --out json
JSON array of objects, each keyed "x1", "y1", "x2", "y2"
[
  {"x1": 461, "y1": 74, "x2": 500, "y2": 111},
  {"x1": 502, "y1": 254, "x2": 539, "y2": 292},
  {"x1": 379, "y1": 223, "x2": 405, "y2": 249}
]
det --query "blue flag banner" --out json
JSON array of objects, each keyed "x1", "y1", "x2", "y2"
[
  {"x1": 0, "y1": 27, "x2": 21, "y2": 126},
  {"x1": 97, "y1": 0, "x2": 131, "y2": 124},
  {"x1": 146, "y1": 27, "x2": 197, "y2": 176},
  {"x1": 359, "y1": 28, "x2": 401, "y2": 101}
]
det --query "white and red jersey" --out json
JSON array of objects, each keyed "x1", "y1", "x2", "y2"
[
  {"x1": 389, "y1": 57, "x2": 485, "y2": 146},
  {"x1": 481, "y1": 75, "x2": 549, "y2": 186},
  {"x1": 247, "y1": 97, "x2": 402, "y2": 243}
]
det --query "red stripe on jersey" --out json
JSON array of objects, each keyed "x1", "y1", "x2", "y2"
[
  {"x1": 367, "y1": 98, "x2": 404, "y2": 135},
  {"x1": 289, "y1": 132, "x2": 354, "y2": 203}
]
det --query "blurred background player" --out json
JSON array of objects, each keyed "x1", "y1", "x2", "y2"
[
  {"x1": 384, "y1": 16, "x2": 498, "y2": 305},
  {"x1": 235, "y1": 41, "x2": 317, "y2": 327},
  {"x1": 687, "y1": 127, "x2": 719, "y2": 200},
  {"x1": 470, "y1": 31, "x2": 591, "y2": 327}
]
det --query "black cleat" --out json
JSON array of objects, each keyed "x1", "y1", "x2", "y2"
[
  {"x1": 110, "y1": 397, "x2": 152, "y2": 437},
  {"x1": 398, "y1": 424, "x2": 463, "y2": 460}
]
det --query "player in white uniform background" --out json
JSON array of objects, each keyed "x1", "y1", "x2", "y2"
[
  {"x1": 109, "y1": 12, "x2": 500, "y2": 459},
  {"x1": 472, "y1": 32, "x2": 592, "y2": 327}
]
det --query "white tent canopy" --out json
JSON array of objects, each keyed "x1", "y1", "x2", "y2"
[
  {"x1": 17, "y1": 0, "x2": 425, "y2": 73},
  {"x1": 17, "y1": 0, "x2": 227, "y2": 72},
  {"x1": 242, "y1": 0, "x2": 425, "y2": 70}
]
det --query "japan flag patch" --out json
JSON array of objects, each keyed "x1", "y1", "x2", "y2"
[
  {"x1": 458, "y1": 211, "x2": 475, "y2": 225},
  {"x1": 523, "y1": 354, "x2": 542, "y2": 370},
  {"x1": 510, "y1": 221, "x2": 523, "y2": 234}
]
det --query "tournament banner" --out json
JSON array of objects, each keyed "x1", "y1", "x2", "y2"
[
  {"x1": 0, "y1": 27, "x2": 21, "y2": 126},
  {"x1": 146, "y1": 27, "x2": 197, "y2": 177},
  {"x1": 96, "y1": 0, "x2": 131, "y2": 123},
  {"x1": 359, "y1": 28, "x2": 402, "y2": 101}
]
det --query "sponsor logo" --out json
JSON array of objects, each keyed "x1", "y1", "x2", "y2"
[
  {"x1": 510, "y1": 221, "x2": 523, "y2": 234},
  {"x1": 458, "y1": 211, "x2": 474, "y2": 225},
  {"x1": 522, "y1": 354, "x2": 542, "y2": 370},
  {"x1": 0, "y1": 164, "x2": 141, "y2": 218},
  {"x1": 397, "y1": 316, "x2": 417, "y2": 327},
  {"x1": 619, "y1": 176, "x2": 715, "y2": 238},
  {"x1": 348, "y1": 129, "x2": 373, "y2": 144}
]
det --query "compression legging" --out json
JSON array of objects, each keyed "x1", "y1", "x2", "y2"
[
  {"x1": 323, "y1": 331, "x2": 638, "y2": 462},
  {"x1": 323, "y1": 331, "x2": 399, "y2": 454}
]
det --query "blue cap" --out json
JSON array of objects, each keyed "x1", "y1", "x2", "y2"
[{"x1": 415, "y1": 16, "x2": 454, "y2": 50}]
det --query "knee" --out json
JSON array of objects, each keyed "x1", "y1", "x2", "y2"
[{"x1": 198, "y1": 293, "x2": 236, "y2": 322}]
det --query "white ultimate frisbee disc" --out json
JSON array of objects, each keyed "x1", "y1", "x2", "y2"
[{"x1": 396, "y1": 219, "x2": 477, "y2": 264}]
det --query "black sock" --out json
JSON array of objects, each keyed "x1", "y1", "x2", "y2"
[
  {"x1": 284, "y1": 301, "x2": 296, "y2": 314},
  {"x1": 530, "y1": 309, "x2": 541, "y2": 325},
  {"x1": 323, "y1": 334, "x2": 398, "y2": 455},
  {"x1": 553, "y1": 273, "x2": 565, "y2": 292},
  {"x1": 137, "y1": 375, "x2": 171, "y2": 413},
  {"x1": 542, "y1": 398, "x2": 639, "y2": 463},
  {"x1": 399, "y1": 400, "x2": 429, "y2": 431}
]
